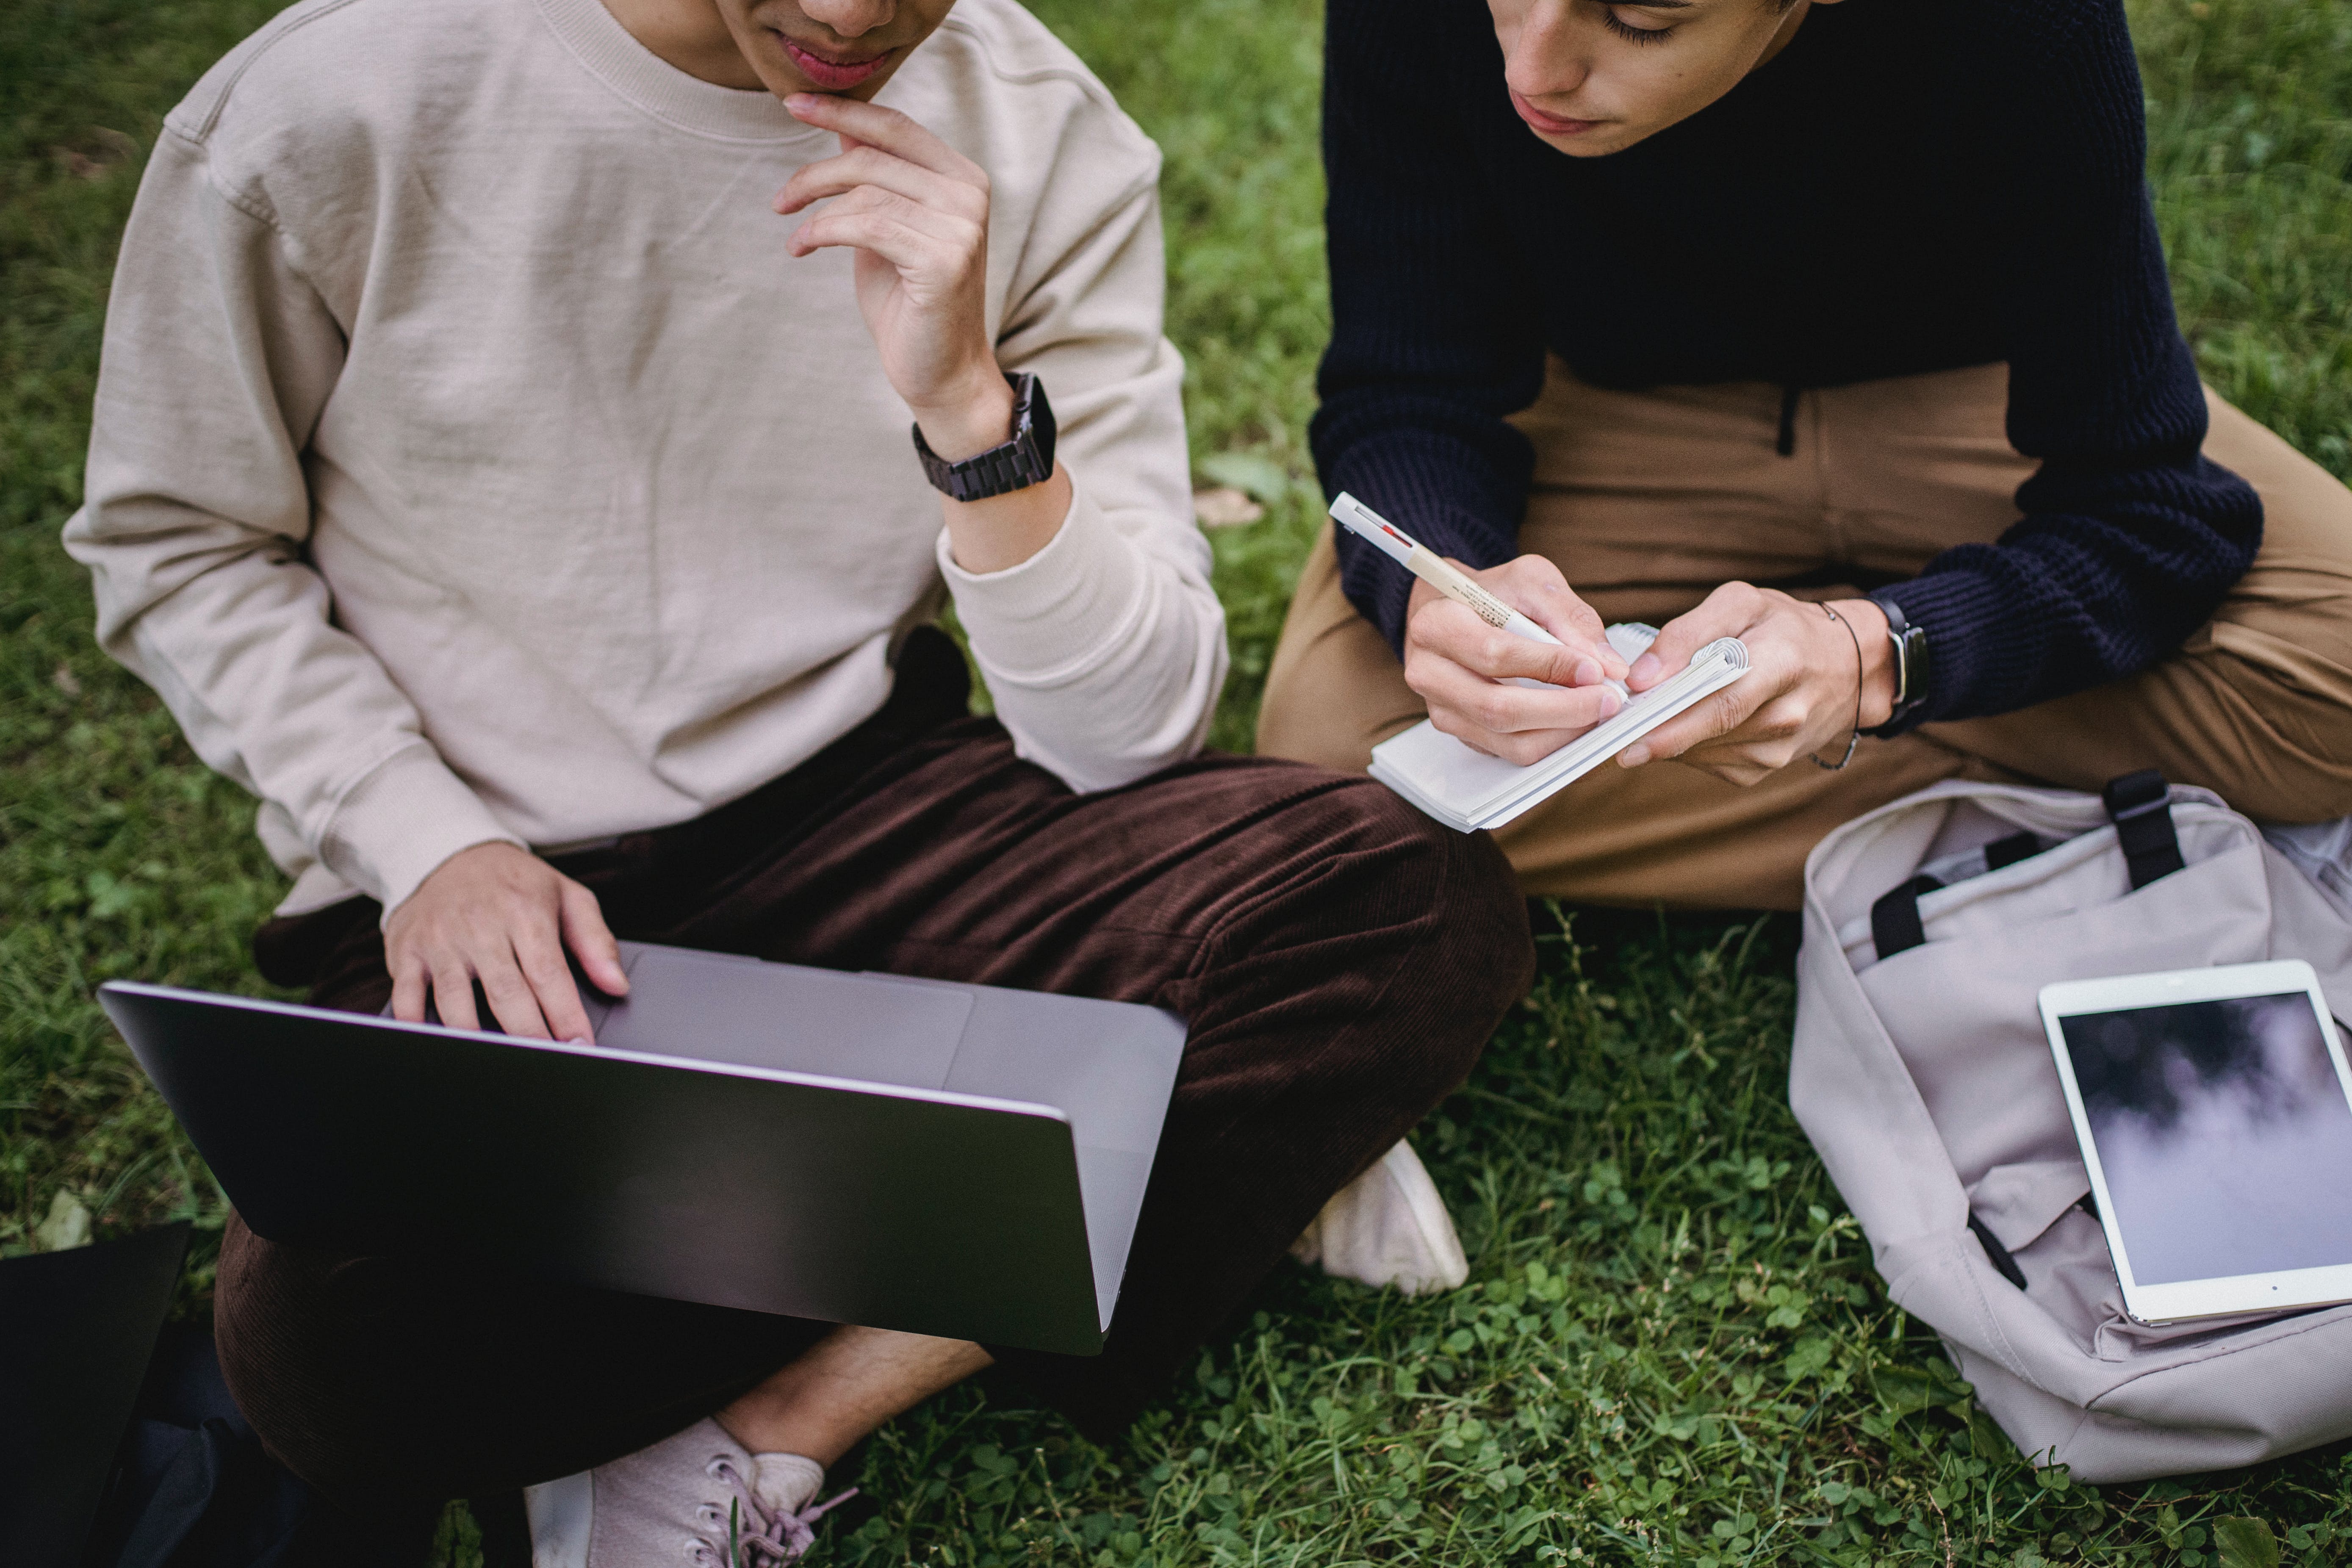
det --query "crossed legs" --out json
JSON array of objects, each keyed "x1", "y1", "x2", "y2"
[
  {"x1": 716, "y1": 1327, "x2": 992, "y2": 1467},
  {"x1": 1259, "y1": 361, "x2": 2352, "y2": 909},
  {"x1": 216, "y1": 716, "x2": 1532, "y2": 1506}
]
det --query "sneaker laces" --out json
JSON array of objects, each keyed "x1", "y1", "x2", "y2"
[{"x1": 689, "y1": 1456, "x2": 858, "y2": 1566}]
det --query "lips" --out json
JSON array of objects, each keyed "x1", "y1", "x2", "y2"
[
  {"x1": 1508, "y1": 89, "x2": 1599, "y2": 136},
  {"x1": 781, "y1": 36, "x2": 892, "y2": 89}
]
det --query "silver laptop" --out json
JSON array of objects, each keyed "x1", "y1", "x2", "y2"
[{"x1": 98, "y1": 941, "x2": 1185, "y2": 1356}]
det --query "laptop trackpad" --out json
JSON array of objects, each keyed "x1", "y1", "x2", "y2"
[{"x1": 594, "y1": 947, "x2": 973, "y2": 1090}]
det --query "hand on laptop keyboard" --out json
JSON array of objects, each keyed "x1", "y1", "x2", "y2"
[{"x1": 385, "y1": 842, "x2": 629, "y2": 1042}]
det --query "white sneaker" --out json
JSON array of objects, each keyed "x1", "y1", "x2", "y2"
[
  {"x1": 1289, "y1": 1140, "x2": 1469, "y2": 1295},
  {"x1": 748, "y1": 1452, "x2": 826, "y2": 1522},
  {"x1": 524, "y1": 1419, "x2": 854, "y2": 1568}
]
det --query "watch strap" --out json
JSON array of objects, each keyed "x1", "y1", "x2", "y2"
[
  {"x1": 1864, "y1": 592, "x2": 1932, "y2": 737},
  {"x1": 913, "y1": 372, "x2": 1056, "y2": 502}
]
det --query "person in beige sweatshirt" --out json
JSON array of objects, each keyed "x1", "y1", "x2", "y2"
[{"x1": 66, "y1": 0, "x2": 1530, "y2": 1560}]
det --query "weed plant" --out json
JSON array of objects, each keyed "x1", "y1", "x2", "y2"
[{"x1": 5, "y1": 0, "x2": 2352, "y2": 1562}]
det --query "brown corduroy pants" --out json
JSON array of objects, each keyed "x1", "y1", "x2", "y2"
[
  {"x1": 1259, "y1": 360, "x2": 2352, "y2": 909},
  {"x1": 213, "y1": 628, "x2": 1532, "y2": 1505}
]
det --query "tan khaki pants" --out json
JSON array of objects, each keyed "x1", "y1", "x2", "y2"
[{"x1": 1258, "y1": 360, "x2": 2352, "y2": 909}]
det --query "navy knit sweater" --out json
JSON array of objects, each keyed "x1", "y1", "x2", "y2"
[{"x1": 1313, "y1": 0, "x2": 2263, "y2": 727}]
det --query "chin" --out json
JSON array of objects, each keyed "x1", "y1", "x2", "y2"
[{"x1": 1542, "y1": 117, "x2": 1650, "y2": 155}]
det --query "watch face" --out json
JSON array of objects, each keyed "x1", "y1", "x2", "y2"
[{"x1": 1898, "y1": 626, "x2": 1928, "y2": 709}]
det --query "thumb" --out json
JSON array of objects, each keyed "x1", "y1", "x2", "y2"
[
  {"x1": 1629, "y1": 588, "x2": 1744, "y2": 693},
  {"x1": 559, "y1": 880, "x2": 630, "y2": 997}
]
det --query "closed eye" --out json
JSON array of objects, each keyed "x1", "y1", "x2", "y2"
[{"x1": 1601, "y1": 5, "x2": 1680, "y2": 42}]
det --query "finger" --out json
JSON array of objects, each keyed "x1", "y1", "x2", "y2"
[
  {"x1": 784, "y1": 183, "x2": 979, "y2": 248},
  {"x1": 1411, "y1": 596, "x2": 1626, "y2": 693},
  {"x1": 474, "y1": 945, "x2": 553, "y2": 1040},
  {"x1": 1412, "y1": 646, "x2": 1624, "y2": 739},
  {"x1": 1698, "y1": 761, "x2": 1774, "y2": 789},
  {"x1": 1421, "y1": 560, "x2": 1619, "y2": 684},
  {"x1": 784, "y1": 209, "x2": 949, "y2": 272},
  {"x1": 783, "y1": 94, "x2": 981, "y2": 182},
  {"x1": 1424, "y1": 698, "x2": 1591, "y2": 766},
  {"x1": 1646, "y1": 747, "x2": 1772, "y2": 787},
  {"x1": 1631, "y1": 583, "x2": 1759, "y2": 693},
  {"x1": 514, "y1": 923, "x2": 594, "y2": 1045},
  {"x1": 560, "y1": 880, "x2": 631, "y2": 997},
  {"x1": 1618, "y1": 684, "x2": 1758, "y2": 767},
  {"x1": 427, "y1": 952, "x2": 482, "y2": 1033},
  {"x1": 775, "y1": 146, "x2": 982, "y2": 218},
  {"x1": 389, "y1": 950, "x2": 429, "y2": 1024},
  {"x1": 1485, "y1": 556, "x2": 1625, "y2": 678},
  {"x1": 1427, "y1": 707, "x2": 1590, "y2": 767},
  {"x1": 1427, "y1": 706, "x2": 1505, "y2": 757},
  {"x1": 1679, "y1": 693, "x2": 1812, "y2": 767}
]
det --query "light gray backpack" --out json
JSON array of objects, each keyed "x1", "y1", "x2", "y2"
[{"x1": 1791, "y1": 771, "x2": 2352, "y2": 1482}]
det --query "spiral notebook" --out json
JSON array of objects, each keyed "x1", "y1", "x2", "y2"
[{"x1": 1369, "y1": 623, "x2": 1750, "y2": 833}]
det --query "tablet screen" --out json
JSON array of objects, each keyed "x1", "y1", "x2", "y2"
[{"x1": 2059, "y1": 992, "x2": 2352, "y2": 1285}]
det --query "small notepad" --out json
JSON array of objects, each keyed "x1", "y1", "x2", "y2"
[{"x1": 1369, "y1": 623, "x2": 1750, "y2": 833}]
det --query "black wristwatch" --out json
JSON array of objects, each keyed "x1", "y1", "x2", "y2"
[
  {"x1": 912, "y1": 371, "x2": 1056, "y2": 501},
  {"x1": 1867, "y1": 593, "x2": 1932, "y2": 736}
]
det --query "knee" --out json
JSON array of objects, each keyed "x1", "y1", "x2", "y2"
[
  {"x1": 2199, "y1": 640, "x2": 2352, "y2": 824},
  {"x1": 215, "y1": 1224, "x2": 416, "y2": 1500},
  {"x1": 1423, "y1": 814, "x2": 1539, "y2": 1029},
  {"x1": 1322, "y1": 779, "x2": 1536, "y2": 1064},
  {"x1": 2229, "y1": 769, "x2": 2352, "y2": 829}
]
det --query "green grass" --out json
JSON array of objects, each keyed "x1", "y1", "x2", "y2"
[{"x1": 6, "y1": 0, "x2": 2352, "y2": 1563}]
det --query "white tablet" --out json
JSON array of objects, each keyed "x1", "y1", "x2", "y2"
[{"x1": 2039, "y1": 961, "x2": 2352, "y2": 1324}]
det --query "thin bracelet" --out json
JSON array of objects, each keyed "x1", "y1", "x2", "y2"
[{"x1": 1810, "y1": 602, "x2": 1862, "y2": 771}]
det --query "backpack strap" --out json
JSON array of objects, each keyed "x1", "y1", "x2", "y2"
[
  {"x1": 2102, "y1": 769, "x2": 2185, "y2": 890},
  {"x1": 1984, "y1": 830, "x2": 2042, "y2": 870},
  {"x1": 1967, "y1": 1212, "x2": 2029, "y2": 1291},
  {"x1": 1870, "y1": 875, "x2": 1942, "y2": 960},
  {"x1": 1869, "y1": 776, "x2": 2175, "y2": 960}
]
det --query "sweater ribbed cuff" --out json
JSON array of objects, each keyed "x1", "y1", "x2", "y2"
[
  {"x1": 1320, "y1": 433, "x2": 1528, "y2": 658},
  {"x1": 936, "y1": 476, "x2": 1148, "y2": 687},
  {"x1": 1872, "y1": 571, "x2": 2008, "y2": 731},
  {"x1": 316, "y1": 741, "x2": 525, "y2": 921}
]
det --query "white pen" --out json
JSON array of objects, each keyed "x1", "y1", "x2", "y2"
[
  {"x1": 1329, "y1": 492, "x2": 1562, "y2": 645},
  {"x1": 1330, "y1": 493, "x2": 1632, "y2": 702}
]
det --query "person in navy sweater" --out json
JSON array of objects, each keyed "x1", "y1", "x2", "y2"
[{"x1": 1259, "y1": 0, "x2": 2352, "y2": 908}]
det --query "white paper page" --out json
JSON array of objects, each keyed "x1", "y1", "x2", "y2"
[
  {"x1": 1366, "y1": 759, "x2": 1475, "y2": 834},
  {"x1": 1367, "y1": 623, "x2": 1668, "y2": 817},
  {"x1": 1472, "y1": 645, "x2": 1745, "y2": 819},
  {"x1": 1369, "y1": 628, "x2": 1749, "y2": 831}
]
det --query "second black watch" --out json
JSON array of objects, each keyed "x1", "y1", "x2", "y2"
[
  {"x1": 1867, "y1": 593, "x2": 1932, "y2": 736},
  {"x1": 913, "y1": 371, "x2": 1057, "y2": 502}
]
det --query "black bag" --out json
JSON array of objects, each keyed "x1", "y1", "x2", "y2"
[
  {"x1": 7, "y1": 1217, "x2": 545, "y2": 1568},
  {"x1": 83, "y1": 1321, "x2": 324, "y2": 1568},
  {"x1": 0, "y1": 1223, "x2": 330, "y2": 1568}
]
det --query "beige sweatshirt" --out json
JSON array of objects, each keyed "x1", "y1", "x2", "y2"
[{"x1": 65, "y1": 0, "x2": 1225, "y2": 919}]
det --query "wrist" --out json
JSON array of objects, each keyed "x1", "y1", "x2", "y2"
[
  {"x1": 910, "y1": 364, "x2": 1015, "y2": 462},
  {"x1": 1832, "y1": 598, "x2": 1898, "y2": 728}
]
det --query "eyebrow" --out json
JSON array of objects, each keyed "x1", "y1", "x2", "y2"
[{"x1": 1619, "y1": 0, "x2": 1700, "y2": 8}]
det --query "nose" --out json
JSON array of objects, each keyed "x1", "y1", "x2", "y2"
[
  {"x1": 1504, "y1": 0, "x2": 1591, "y2": 101},
  {"x1": 799, "y1": 0, "x2": 896, "y2": 38}
]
